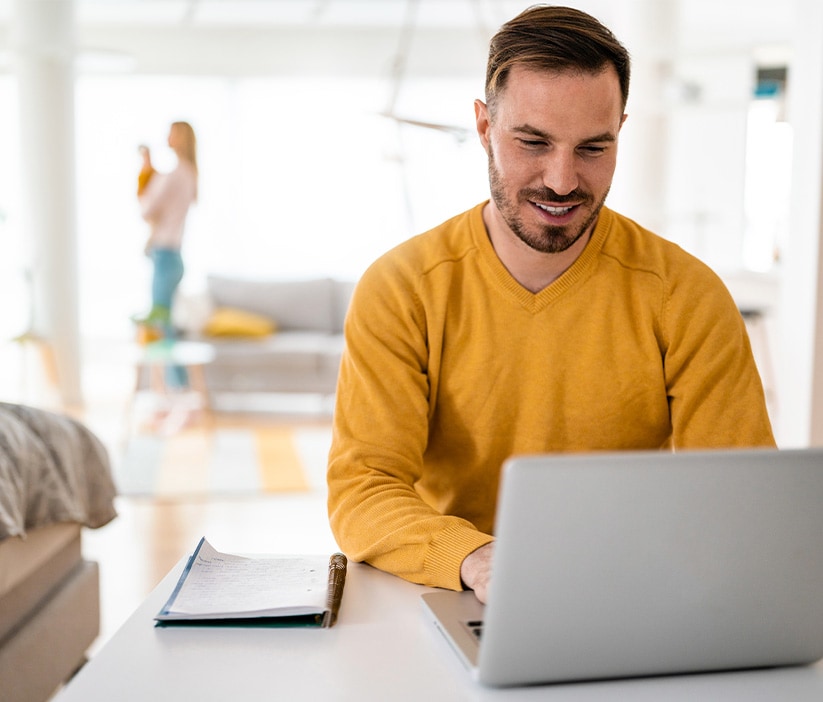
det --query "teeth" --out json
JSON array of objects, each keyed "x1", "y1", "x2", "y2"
[{"x1": 535, "y1": 203, "x2": 573, "y2": 215}]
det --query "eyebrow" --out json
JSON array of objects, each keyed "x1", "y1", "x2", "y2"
[{"x1": 512, "y1": 123, "x2": 617, "y2": 143}]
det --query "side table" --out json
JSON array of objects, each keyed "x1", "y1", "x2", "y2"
[{"x1": 128, "y1": 339, "x2": 217, "y2": 433}]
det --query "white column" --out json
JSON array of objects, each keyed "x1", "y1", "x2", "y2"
[
  {"x1": 608, "y1": 0, "x2": 676, "y2": 236},
  {"x1": 12, "y1": 0, "x2": 82, "y2": 407},
  {"x1": 776, "y1": 0, "x2": 823, "y2": 447}
]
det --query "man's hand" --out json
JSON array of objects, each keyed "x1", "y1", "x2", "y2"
[{"x1": 460, "y1": 542, "x2": 494, "y2": 604}]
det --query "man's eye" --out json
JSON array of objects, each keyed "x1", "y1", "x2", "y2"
[
  {"x1": 519, "y1": 139, "x2": 546, "y2": 148},
  {"x1": 580, "y1": 145, "x2": 607, "y2": 155}
]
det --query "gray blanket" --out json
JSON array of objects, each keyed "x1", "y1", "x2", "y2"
[{"x1": 0, "y1": 402, "x2": 117, "y2": 540}]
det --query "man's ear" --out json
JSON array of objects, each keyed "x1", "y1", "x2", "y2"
[
  {"x1": 620, "y1": 113, "x2": 628, "y2": 129},
  {"x1": 475, "y1": 99, "x2": 491, "y2": 151}
]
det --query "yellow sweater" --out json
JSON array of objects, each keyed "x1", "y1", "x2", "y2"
[{"x1": 327, "y1": 203, "x2": 775, "y2": 591}]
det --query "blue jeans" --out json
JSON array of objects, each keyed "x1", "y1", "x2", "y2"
[
  {"x1": 150, "y1": 248, "x2": 187, "y2": 387},
  {"x1": 151, "y1": 248, "x2": 184, "y2": 312}
]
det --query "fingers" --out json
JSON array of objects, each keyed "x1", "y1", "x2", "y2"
[{"x1": 460, "y1": 542, "x2": 494, "y2": 604}]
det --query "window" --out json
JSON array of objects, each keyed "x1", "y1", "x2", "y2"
[{"x1": 743, "y1": 66, "x2": 791, "y2": 272}]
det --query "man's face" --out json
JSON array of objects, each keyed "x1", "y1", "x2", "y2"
[{"x1": 476, "y1": 65, "x2": 626, "y2": 255}]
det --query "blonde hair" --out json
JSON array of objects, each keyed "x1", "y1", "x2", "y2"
[{"x1": 171, "y1": 121, "x2": 198, "y2": 199}]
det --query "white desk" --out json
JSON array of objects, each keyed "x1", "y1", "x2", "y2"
[{"x1": 57, "y1": 559, "x2": 823, "y2": 702}]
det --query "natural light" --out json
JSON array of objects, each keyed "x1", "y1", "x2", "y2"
[{"x1": 0, "y1": 73, "x2": 489, "y2": 344}]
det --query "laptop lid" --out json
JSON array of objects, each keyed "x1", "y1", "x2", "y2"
[{"x1": 422, "y1": 448, "x2": 823, "y2": 687}]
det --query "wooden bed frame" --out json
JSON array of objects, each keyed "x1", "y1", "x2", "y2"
[{"x1": 0, "y1": 525, "x2": 101, "y2": 702}]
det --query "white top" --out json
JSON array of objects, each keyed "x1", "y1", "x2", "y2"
[
  {"x1": 56, "y1": 559, "x2": 823, "y2": 702},
  {"x1": 139, "y1": 160, "x2": 197, "y2": 250}
]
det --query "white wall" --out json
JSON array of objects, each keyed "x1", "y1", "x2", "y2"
[{"x1": 775, "y1": 0, "x2": 823, "y2": 447}]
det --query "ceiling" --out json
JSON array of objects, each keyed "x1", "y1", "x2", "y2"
[
  {"x1": 0, "y1": 0, "x2": 570, "y2": 29},
  {"x1": 0, "y1": 0, "x2": 798, "y2": 77}
]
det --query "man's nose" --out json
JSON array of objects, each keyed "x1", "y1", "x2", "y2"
[{"x1": 542, "y1": 151, "x2": 579, "y2": 197}]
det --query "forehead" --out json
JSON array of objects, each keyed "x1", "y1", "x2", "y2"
[{"x1": 493, "y1": 64, "x2": 624, "y2": 134}]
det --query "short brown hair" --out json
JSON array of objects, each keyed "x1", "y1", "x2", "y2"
[{"x1": 485, "y1": 5, "x2": 630, "y2": 113}]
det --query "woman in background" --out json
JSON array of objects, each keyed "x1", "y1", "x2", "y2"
[
  {"x1": 137, "y1": 121, "x2": 198, "y2": 390},
  {"x1": 137, "y1": 120, "x2": 198, "y2": 333}
]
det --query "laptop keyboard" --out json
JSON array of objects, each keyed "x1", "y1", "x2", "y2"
[{"x1": 466, "y1": 619, "x2": 484, "y2": 640}]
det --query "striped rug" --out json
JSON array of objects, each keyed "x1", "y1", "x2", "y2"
[{"x1": 114, "y1": 425, "x2": 332, "y2": 498}]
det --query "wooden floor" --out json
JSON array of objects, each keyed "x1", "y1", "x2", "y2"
[
  {"x1": 77, "y1": 392, "x2": 337, "y2": 655},
  {"x1": 83, "y1": 491, "x2": 337, "y2": 654},
  {"x1": 0, "y1": 337, "x2": 340, "y2": 659}
]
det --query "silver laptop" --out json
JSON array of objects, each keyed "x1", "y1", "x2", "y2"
[{"x1": 422, "y1": 448, "x2": 823, "y2": 687}]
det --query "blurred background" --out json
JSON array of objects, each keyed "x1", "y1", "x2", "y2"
[{"x1": 0, "y1": 0, "x2": 820, "y2": 447}]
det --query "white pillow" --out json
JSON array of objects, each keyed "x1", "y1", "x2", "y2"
[{"x1": 172, "y1": 289, "x2": 215, "y2": 335}]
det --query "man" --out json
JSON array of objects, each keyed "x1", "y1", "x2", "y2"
[{"x1": 327, "y1": 5, "x2": 775, "y2": 604}]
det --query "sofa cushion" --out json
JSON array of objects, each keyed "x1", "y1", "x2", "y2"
[
  {"x1": 207, "y1": 276, "x2": 335, "y2": 332},
  {"x1": 202, "y1": 332, "x2": 344, "y2": 395},
  {"x1": 206, "y1": 333, "x2": 332, "y2": 366},
  {"x1": 203, "y1": 307, "x2": 277, "y2": 337}
]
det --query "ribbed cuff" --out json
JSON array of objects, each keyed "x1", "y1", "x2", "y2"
[{"x1": 425, "y1": 523, "x2": 495, "y2": 591}]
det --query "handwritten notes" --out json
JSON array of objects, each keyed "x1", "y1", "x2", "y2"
[{"x1": 156, "y1": 538, "x2": 330, "y2": 622}]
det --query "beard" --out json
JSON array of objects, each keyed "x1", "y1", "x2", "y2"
[{"x1": 487, "y1": 146, "x2": 609, "y2": 255}]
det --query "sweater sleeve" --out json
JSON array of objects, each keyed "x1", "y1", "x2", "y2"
[
  {"x1": 327, "y1": 261, "x2": 493, "y2": 591},
  {"x1": 663, "y1": 263, "x2": 775, "y2": 448}
]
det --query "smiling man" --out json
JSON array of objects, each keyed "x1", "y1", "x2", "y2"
[
  {"x1": 327, "y1": 5, "x2": 775, "y2": 603},
  {"x1": 479, "y1": 63, "x2": 625, "y2": 292}
]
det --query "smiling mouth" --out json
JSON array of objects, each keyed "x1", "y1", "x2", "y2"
[{"x1": 533, "y1": 202, "x2": 576, "y2": 216}]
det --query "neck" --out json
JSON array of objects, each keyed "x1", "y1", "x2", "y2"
[{"x1": 482, "y1": 203, "x2": 594, "y2": 293}]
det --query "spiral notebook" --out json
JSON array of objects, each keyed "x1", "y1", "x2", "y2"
[{"x1": 422, "y1": 448, "x2": 823, "y2": 687}]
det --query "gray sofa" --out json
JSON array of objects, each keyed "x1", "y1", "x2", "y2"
[{"x1": 175, "y1": 275, "x2": 355, "y2": 400}]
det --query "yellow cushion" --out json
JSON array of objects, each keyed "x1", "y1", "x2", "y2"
[{"x1": 203, "y1": 307, "x2": 276, "y2": 337}]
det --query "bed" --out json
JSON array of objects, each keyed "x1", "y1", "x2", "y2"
[{"x1": 0, "y1": 402, "x2": 117, "y2": 702}]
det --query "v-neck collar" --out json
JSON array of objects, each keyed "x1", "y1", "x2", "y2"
[{"x1": 470, "y1": 202, "x2": 613, "y2": 313}]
